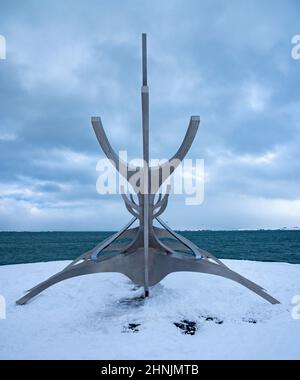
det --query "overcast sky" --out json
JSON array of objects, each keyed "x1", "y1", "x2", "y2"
[{"x1": 0, "y1": 0, "x2": 300, "y2": 230}]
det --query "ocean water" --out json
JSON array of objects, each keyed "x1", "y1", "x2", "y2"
[{"x1": 0, "y1": 230, "x2": 300, "y2": 266}]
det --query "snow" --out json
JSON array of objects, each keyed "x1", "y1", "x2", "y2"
[{"x1": 0, "y1": 259, "x2": 299, "y2": 359}]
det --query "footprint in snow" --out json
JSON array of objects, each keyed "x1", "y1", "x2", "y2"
[
  {"x1": 174, "y1": 320, "x2": 197, "y2": 335},
  {"x1": 122, "y1": 323, "x2": 141, "y2": 333}
]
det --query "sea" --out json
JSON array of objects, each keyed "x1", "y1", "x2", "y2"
[{"x1": 0, "y1": 230, "x2": 300, "y2": 266}]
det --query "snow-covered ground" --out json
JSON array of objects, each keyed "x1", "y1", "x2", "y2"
[{"x1": 0, "y1": 259, "x2": 299, "y2": 359}]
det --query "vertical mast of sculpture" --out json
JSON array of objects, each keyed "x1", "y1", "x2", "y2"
[{"x1": 141, "y1": 33, "x2": 149, "y2": 297}]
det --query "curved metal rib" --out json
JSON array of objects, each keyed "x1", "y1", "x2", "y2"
[
  {"x1": 152, "y1": 226, "x2": 197, "y2": 256},
  {"x1": 151, "y1": 226, "x2": 183, "y2": 256},
  {"x1": 156, "y1": 216, "x2": 226, "y2": 264},
  {"x1": 97, "y1": 226, "x2": 141, "y2": 256},
  {"x1": 26, "y1": 226, "x2": 139, "y2": 293},
  {"x1": 153, "y1": 185, "x2": 170, "y2": 211},
  {"x1": 153, "y1": 193, "x2": 170, "y2": 218},
  {"x1": 123, "y1": 202, "x2": 140, "y2": 219},
  {"x1": 153, "y1": 253, "x2": 280, "y2": 305},
  {"x1": 121, "y1": 195, "x2": 140, "y2": 218},
  {"x1": 162, "y1": 240, "x2": 193, "y2": 253},
  {"x1": 16, "y1": 255, "x2": 129, "y2": 305},
  {"x1": 120, "y1": 187, "x2": 141, "y2": 214},
  {"x1": 167, "y1": 116, "x2": 200, "y2": 162},
  {"x1": 130, "y1": 193, "x2": 138, "y2": 206},
  {"x1": 90, "y1": 217, "x2": 137, "y2": 260},
  {"x1": 150, "y1": 116, "x2": 200, "y2": 190},
  {"x1": 61, "y1": 218, "x2": 136, "y2": 267},
  {"x1": 155, "y1": 193, "x2": 162, "y2": 204},
  {"x1": 92, "y1": 117, "x2": 138, "y2": 181},
  {"x1": 17, "y1": 247, "x2": 280, "y2": 306}
]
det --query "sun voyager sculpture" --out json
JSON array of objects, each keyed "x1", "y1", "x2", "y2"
[{"x1": 17, "y1": 34, "x2": 279, "y2": 305}]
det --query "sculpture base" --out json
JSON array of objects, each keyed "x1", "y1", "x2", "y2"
[{"x1": 16, "y1": 218, "x2": 280, "y2": 305}]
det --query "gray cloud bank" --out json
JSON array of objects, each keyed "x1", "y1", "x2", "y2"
[{"x1": 0, "y1": 0, "x2": 300, "y2": 230}]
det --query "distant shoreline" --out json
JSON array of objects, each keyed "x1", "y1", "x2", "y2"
[{"x1": 0, "y1": 228, "x2": 300, "y2": 233}]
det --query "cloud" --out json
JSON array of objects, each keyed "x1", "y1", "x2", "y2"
[
  {"x1": 0, "y1": 131, "x2": 16, "y2": 141},
  {"x1": 0, "y1": 0, "x2": 300, "y2": 230},
  {"x1": 242, "y1": 82, "x2": 271, "y2": 112}
]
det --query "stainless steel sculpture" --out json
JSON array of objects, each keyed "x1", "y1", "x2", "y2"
[{"x1": 16, "y1": 34, "x2": 279, "y2": 305}]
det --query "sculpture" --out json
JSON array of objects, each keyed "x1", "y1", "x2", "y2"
[{"x1": 16, "y1": 34, "x2": 279, "y2": 305}]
